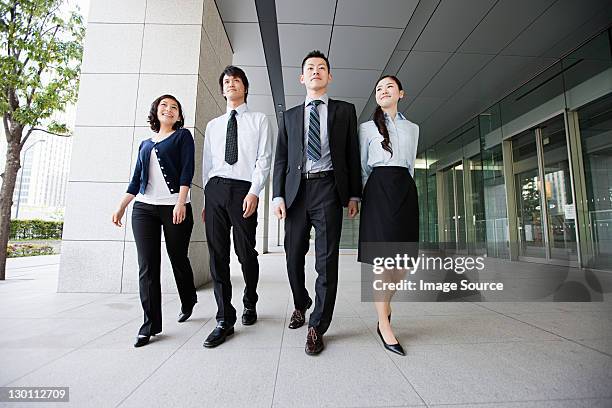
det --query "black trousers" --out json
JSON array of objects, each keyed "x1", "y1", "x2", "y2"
[
  {"x1": 131, "y1": 201, "x2": 197, "y2": 336},
  {"x1": 284, "y1": 176, "x2": 343, "y2": 334},
  {"x1": 205, "y1": 177, "x2": 259, "y2": 326}
]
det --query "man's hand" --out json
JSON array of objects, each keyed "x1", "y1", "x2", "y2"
[
  {"x1": 274, "y1": 201, "x2": 286, "y2": 220},
  {"x1": 243, "y1": 193, "x2": 258, "y2": 218},
  {"x1": 348, "y1": 200, "x2": 359, "y2": 218},
  {"x1": 201, "y1": 208, "x2": 205, "y2": 223}
]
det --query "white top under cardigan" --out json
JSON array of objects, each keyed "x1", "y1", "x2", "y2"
[
  {"x1": 135, "y1": 148, "x2": 191, "y2": 206},
  {"x1": 358, "y1": 112, "x2": 419, "y2": 188}
]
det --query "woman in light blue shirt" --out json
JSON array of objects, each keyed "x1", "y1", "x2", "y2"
[{"x1": 358, "y1": 75, "x2": 419, "y2": 356}]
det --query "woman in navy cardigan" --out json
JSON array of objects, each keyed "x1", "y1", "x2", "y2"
[{"x1": 112, "y1": 94, "x2": 197, "y2": 347}]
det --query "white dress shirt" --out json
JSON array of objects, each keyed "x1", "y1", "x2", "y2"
[
  {"x1": 359, "y1": 112, "x2": 419, "y2": 188},
  {"x1": 303, "y1": 94, "x2": 333, "y2": 172},
  {"x1": 136, "y1": 148, "x2": 191, "y2": 205},
  {"x1": 202, "y1": 103, "x2": 272, "y2": 197}
]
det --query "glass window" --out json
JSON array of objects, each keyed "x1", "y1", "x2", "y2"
[{"x1": 579, "y1": 93, "x2": 612, "y2": 269}]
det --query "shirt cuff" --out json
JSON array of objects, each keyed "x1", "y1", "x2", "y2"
[
  {"x1": 248, "y1": 186, "x2": 262, "y2": 198},
  {"x1": 272, "y1": 197, "x2": 285, "y2": 208},
  {"x1": 349, "y1": 197, "x2": 361, "y2": 203}
]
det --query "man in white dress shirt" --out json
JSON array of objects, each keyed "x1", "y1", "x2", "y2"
[{"x1": 202, "y1": 65, "x2": 272, "y2": 348}]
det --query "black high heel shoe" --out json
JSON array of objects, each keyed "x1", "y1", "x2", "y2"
[
  {"x1": 377, "y1": 322, "x2": 405, "y2": 356},
  {"x1": 134, "y1": 335, "x2": 150, "y2": 348}
]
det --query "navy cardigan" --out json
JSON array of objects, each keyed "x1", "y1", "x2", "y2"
[{"x1": 127, "y1": 128, "x2": 195, "y2": 196}]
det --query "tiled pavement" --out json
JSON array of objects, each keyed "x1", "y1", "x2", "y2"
[{"x1": 1, "y1": 253, "x2": 611, "y2": 408}]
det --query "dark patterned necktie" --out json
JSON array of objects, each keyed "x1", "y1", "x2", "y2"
[
  {"x1": 306, "y1": 100, "x2": 323, "y2": 162},
  {"x1": 225, "y1": 109, "x2": 238, "y2": 165}
]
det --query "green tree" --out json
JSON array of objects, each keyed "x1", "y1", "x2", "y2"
[{"x1": 0, "y1": 0, "x2": 84, "y2": 279}]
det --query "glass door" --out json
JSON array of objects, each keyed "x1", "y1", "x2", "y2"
[
  {"x1": 511, "y1": 114, "x2": 578, "y2": 264},
  {"x1": 441, "y1": 163, "x2": 467, "y2": 252},
  {"x1": 513, "y1": 130, "x2": 546, "y2": 259},
  {"x1": 540, "y1": 116, "x2": 578, "y2": 262}
]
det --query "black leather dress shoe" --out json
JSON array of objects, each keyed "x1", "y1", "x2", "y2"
[
  {"x1": 377, "y1": 322, "x2": 405, "y2": 356},
  {"x1": 134, "y1": 335, "x2": 150, "y2": 348},
  {"x1": 305, "y1": 326, "x2": 324, "y2": 355},
  {"x1": 203, "y1": 323, "x2": 234, "y2": 348},
  {"x1": 242, "y1": 308, "x2": 257, "y2": 325},
  {"x1": 178, "y1": 304, "x2": 194, "y2": 323},
  {"x1": 288, "y1": 298, "x2": 313, "y2": 329}
]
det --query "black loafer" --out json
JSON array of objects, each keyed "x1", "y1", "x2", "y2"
[
  {"x1": 134, "y1": 335, "x2": 150, "y2": 348},
  {"x1": 203, "y1": 323, "x2": 234, "y2": 348},
  {"x1": 242, "y1": 308, "x2": 257, "y2": 325},
  {"x1": 178, "y1": 304, "x2": 194, "y2": 323}
]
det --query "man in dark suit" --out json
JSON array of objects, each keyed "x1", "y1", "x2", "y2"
[{"x1": 273, "y1": 50, "x2": 361, "y2": 355}]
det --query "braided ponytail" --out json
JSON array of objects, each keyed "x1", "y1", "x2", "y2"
[{"x1": 374, "y1": 105, "x2": 392, "y2": 157}]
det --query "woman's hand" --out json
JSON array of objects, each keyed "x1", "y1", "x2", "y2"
[
  {"x1": 112, "y1": 207, "x2": 126, "y2": 227},
  {"x1": 173, "y1": 203, "x2": 186, "y2": 224}
]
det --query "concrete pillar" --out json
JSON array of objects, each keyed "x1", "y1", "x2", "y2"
[{"x1": 58, "y1": 0, "x2": 232, "y2": 293}]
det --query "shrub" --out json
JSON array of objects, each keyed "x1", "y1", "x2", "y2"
[{"x1": 9, "y1": 220, "x2": 63, "y2": 240}]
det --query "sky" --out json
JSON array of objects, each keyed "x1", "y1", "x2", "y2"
[{"x1": 68, "y1": 0, "x2": 90, "y2": 22}]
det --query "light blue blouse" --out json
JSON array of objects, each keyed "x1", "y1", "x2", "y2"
[{"x1": 358, "y1": 112, "x2": 419, "y2": 188}]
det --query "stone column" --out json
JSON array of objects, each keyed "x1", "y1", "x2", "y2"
[{"x1": 58, "y1": 0, "x2": 232, "y2": 293}]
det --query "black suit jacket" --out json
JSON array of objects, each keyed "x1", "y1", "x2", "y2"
[{"x1": 273, "y1": 98, "x2": 362, "y2": 209}]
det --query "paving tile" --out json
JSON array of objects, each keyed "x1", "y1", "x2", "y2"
[
  {"x1": 4, "y1": 348, "x2": 174, "y2": 407},
  {"x1": 506, "y1": 311, "x2": 612, "y2": 340},
  {"x1": 181, "y1": 317, "x2": 284, "y2": 350},
  {"x1": 394, "y1": 341, "x2": 612, "y2": 405},
  {"x1": 361, "y1": 313, "x2": 559, "y2": 346},
  {"x1": 118, "y1": 349, "x2": 278, "y2": 408},
  {"x1": 273, "y1": 347, "x2": 425, "y2": 407},
  {"x1": 575, "y1": 337, "x2": 612, "y2": 356},
  {"x1": 0, "y1": 348, "x2": 74, "y2": 386},
  {"x1": 282, "y1": 316, "x2": 379, "y2": 349},
  {"x1": 1, "y1": 318, "x2": 128, "y2": 349},
  {"x1": 0, "y1": 293, "x2": 111, "y2": 318},
  {"x1": 349, "y1": 299, "x2": 493, "y2": 319},
  {"x1": 429, "y1": 398, "x2": 612, "y2": 407}
]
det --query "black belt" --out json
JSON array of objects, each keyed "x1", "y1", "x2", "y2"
[
  {"x1": 301, "y1": 170, "x2": 334, "y2": 180},
  {"x1": 210, "y1": 176, "x2": 251, "y2": 186}
]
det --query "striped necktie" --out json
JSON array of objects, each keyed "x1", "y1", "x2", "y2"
[{"x1": 306, "y1": 100, "x2": 323, "y2": 162}]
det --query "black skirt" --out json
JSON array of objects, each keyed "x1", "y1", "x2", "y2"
[{"x1": 358, "y1": 166, "x2": 419, "y2": 264}]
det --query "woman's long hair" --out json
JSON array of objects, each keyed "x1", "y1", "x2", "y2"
[{"x1": 373, "y1": 75, "x2": 403, "y2": 157}]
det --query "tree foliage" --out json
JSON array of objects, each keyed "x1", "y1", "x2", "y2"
[
  {"x1": 0, "y1": 0, "x2": 84, "y2": 279},
  {"x1": 1, "y1": 0, "x2": 84, "y2": 143}
]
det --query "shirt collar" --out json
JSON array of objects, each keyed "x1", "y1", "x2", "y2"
[
  {"x1": 384, "y1": 111, "x2": 407, "y2": 121},
  {"x1": 227, "y1": 103, "x2": 248, "y2": 115},
  {"x1": 305, "y1": 93, "x2": 329, "y2": 107}
]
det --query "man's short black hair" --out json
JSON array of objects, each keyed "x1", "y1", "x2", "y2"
[
  {"x1": 218, "y1": 65, "x2": 249, "y2": 102},
  {"x1": 301, "y1": 50, "x2": 330, "y2": 73}
]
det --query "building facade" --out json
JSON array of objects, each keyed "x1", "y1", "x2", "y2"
[{"x1": 414, "y1": 29, "x2": 612, "y2": 271}]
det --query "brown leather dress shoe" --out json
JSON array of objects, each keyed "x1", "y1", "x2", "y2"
[
  {"x1": 288, "y1": 298, "x2": 312, "y2": 329},
  {"x1": 305, "y1": 326, "x2": 324, "y2": 355}
]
